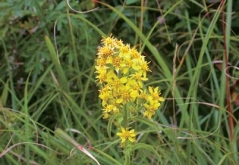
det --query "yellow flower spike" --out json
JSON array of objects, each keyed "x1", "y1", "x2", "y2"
[
  {"x1": 116, "y1": 127, "x2": 136, "y2": 143},
  {"x1": 96, "y1": 35, "x2": 165, "y2": 125}
]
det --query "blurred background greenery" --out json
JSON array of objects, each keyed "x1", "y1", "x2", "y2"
[{"x1": 0, "y1": 0, "x2": 238, "y2": 164}]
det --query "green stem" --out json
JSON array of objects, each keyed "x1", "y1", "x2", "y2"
[{"x1": 123, "y1": 104, "x2": 128, "y2": 128}]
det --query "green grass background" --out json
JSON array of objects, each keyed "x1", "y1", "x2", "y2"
[{"x1": 0, "y1": 0, "x2": 238, "y2": 164}]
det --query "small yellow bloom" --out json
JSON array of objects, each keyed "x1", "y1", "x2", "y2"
[
  {"x1": 111, "y1": 56, "x2": 122, "y2": 71},
  {"x1": 119, "y1": 44, "x2": 131, "y2": 57},
  {"x1": 148, "y1": 86, "x2": 164, "y2": 101},
  {"x1": 102, "y1": 112, "x2": 110, "y2": 119},
  {"x1": 130, "y1": 72, "x2": 148, "y2": 82},
  {"x1": 116, "y1": 127, "x2": 136, "y2": 143},
  {"x1": 143, "y1": 110, "x2": 155, "y2": 119},
  {"x1": 131, "y1": 47, "x2": 141, "y2": 59},
  {"x1": 98, "y1": 46, "x2": 114, "y2": 59},
  {"x1": 101, "y1": 35, "x2": 115, "y2": 46},
  {"x1": 95, "y1": 66, "x2": 108, "y2": 84},
  {"x1": 143, "y1": 100, "x2": 161, "y2": 119},
  {"x1": 116, "y1": 85, "x2": 137, "y2": 104},
  {"x1": 103, "y1": 104, "x2": 115, "y2": 113},
  {"x1": 99, "y1": 86, "x2": 111, "y2": 106},
  {"x1": 143, "y1": 100, "x2": 161, "y2": 112},
  {"x1": 106, "y1": 71, "x2": 128, "y2": 87}
]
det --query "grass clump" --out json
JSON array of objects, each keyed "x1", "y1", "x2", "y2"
[{"x1": 0, "y1": 0, "x2": 238, "y2": 164}]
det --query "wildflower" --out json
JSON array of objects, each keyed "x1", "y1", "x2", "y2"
[
  {"x1": 131, "y1": 47, "x2": 141, "y2": 59},
  {"x1": 116, "y1": 127, "x2": 136, "y2": 143},
  {"x1": 143, "y1": 110, "x2": 155, "y2": 119},
  {"x1": 148, "y1": 86, "x2": 165, "y2": 102},
  {"x1": 116, "y1": 85, "x2": 138, "y2": 104},
  {"x1": 111, "y1": 56, "x2": 122, "y2": 71},
  {"x1": 143, "y1": 100, "x2": 161, "y2": 119},
  {"x1": 99, "y1": 85, "x2": 112, "y2": 106},
  {"x1": 95, "y1": 35, "x2": 165, "y2": 145},
  {"x1": 101, "y1": 35, "x2": 115, "y2": 46},
  {"x1": 95, "y1": 66, "x2": 108, "y2": 84},
  {"x1": 105, "y1": 71, "x2": 128, "y2": 88},
  {"x1": 102, "y1": 112, "x2": 110, "y2": 119},
  {"x1": 97, "y1": 46, "x2": 114, "y2": 59}
]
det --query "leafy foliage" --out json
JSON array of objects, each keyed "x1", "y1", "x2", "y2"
[{"x1": 0, "y1": 0, "x2": 238, "y2": 164}]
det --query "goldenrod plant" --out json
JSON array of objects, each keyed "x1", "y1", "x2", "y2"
[
  {"x1": 0, "y1": 0, "x2": 238, "y2": 164},
  {"x1": 95, "y1": 35, "x2": 164, "y2": 146}
]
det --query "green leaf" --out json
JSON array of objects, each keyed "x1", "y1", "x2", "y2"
[{"x1": 44, "y1": 35, "x2": 69, "y2": 92}]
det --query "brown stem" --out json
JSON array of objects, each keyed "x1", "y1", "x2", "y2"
[{"x1": 221, "y1": 0, "x2": 234, "y2": 141}]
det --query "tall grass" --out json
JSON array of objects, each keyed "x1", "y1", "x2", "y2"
[{"x1": 0, "y1": 0, "x2": 238, "y2": 164}]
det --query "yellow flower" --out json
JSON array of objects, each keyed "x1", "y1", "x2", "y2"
[
  {"x1": 111, "y1": 56, "x2": 122, "y2": 71},
  {"x1": 102, "y1": 112, "x2": 110, "y2": 119},
  {"x1": 143, "y1": 100, "x2": 161, "y2": 119},
  {"x1": 120, "y1": 58, "x2": 133, "y2": 74},
  {"x1": 119, "y1": 44, "x2": 131, "y2": 58},
  {"x1": 148, "y1": 86, "x2": 165, "y2": 102},
  {"x1": 99, "y1": 86, "x2": 111, "y2": 106},
  {"x1": 127, "y1": 79, "x2": 141, "y2": 91},
  {"x1": 138, "y1": 58, "x2": 151, "y2": 78},
  {"x1": 96, "y1": 58, "x2": 106, "y2": 67},
  {"x1": 143, "y1": 100, "x2": 161, "y2": 112},
  {"x1": 116, "y1": 85, "x2": 138, "y2": 104},
  {"x1": 96, "y1": 35, "x2": 165, "y2": 123},
  {"x1": 131, "y1": 47, "x2": 141, "y2": 59},
  {"x1": 102, "y1": 103, "x2": 119, "y2": 114},
  {"x1": 105, "y1": 71, "x2": 128, "y2": 88},
  {"x1": 101, "y1": 35, "x2": 115, "y2": 46},
  {"x1": 103, "y1": 104, "x2": 115, "y2": 113},
  {"x1": 98, "y1": 46, "x2": 114, "y2": 59},
  {"x1": 143, "y1": 110, "x2": 155, "y2": 119},
  {"x1": 95, "y1": 66, "x2": 110, "y2": 84},
  {"x1": 130, "y1": 72, "x2": 148, "y2": 88},
  {"x1": 116, "y1": 127, "x2": 136, "y2": 143}
]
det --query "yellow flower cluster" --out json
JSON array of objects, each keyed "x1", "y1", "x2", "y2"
[{"x1": 95, "y1": 35, "x2": 164, "y2": 144}]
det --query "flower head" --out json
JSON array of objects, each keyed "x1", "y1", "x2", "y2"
[
  {"x1": 116, "y1": 127, "x2": 136, "y2": 144},
  {"x1": 95, "y1": 35, "x2": 165, "y2": 145}
]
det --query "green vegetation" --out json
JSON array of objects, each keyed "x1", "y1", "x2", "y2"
[{"x1": 0, "y1": 0, "x2": 238, "y2": 164}]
